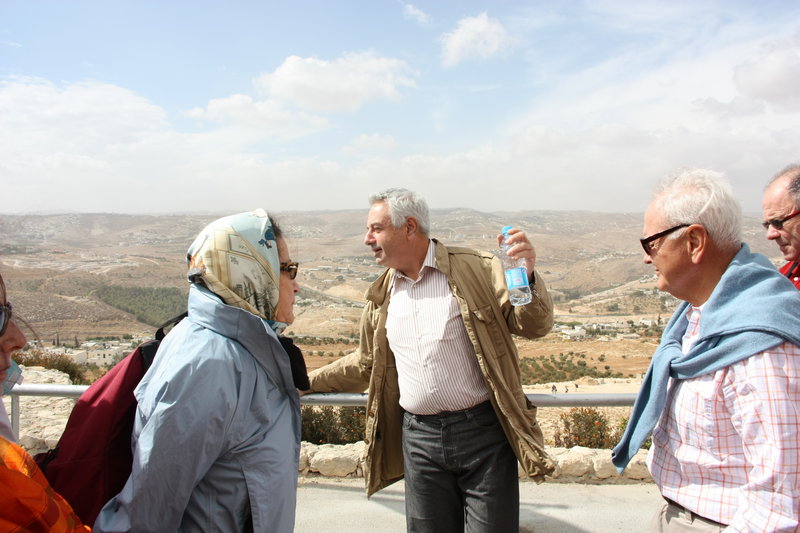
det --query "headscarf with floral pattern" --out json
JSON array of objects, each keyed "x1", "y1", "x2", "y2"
[{"x1": 186, "y1": 209, "x2": 284, "y2": 329}]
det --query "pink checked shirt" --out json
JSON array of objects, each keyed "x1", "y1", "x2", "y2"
[{"x1": 648, "y1": 304, "x2": 800, "y2": 531}]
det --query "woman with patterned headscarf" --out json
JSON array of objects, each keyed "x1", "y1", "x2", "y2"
[{"x1": 95, "y1": 209, "x2": 307, "y2": 533}]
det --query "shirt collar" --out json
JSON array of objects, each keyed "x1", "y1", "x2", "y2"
[
  {"x1": 685, "y1": 302, "x2": 705, "y2": 325},
  {"x1": 392, "y1": 240, "x2": 436, "y2": 286}
]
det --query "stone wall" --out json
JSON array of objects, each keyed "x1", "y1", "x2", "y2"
[
  {"x1": 300, "y1": 441, "x2": 651, "y2": 483},
  {"x1": 8, "y1": 367, "x2": 652, "y2": 484}
]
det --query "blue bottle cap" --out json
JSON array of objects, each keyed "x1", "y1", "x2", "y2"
[{"x1": 501, "y1": 225, "x2": 513, "y2": 235}]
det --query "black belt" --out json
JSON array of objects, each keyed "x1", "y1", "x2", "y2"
[
  {"x1": 664, "y1": 498, "x2": 726, "y2": 528},
  {"x1": 406, "y1": 400, "x2": 493, "y2": 421}
]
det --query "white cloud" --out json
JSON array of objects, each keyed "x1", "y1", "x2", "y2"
[
  {"x1": 459, "y1": 20, "x2": 800, "y2": 214},
  {"x1": 0, "y1": 76, "x2": 168, "y2": 168},
  {"x1": 733, "y1": 34, "x2": 800, "y2": 112},
  {"x1": 256, "y1": 52, "x2": 418, "y2": 112},
  {"x1": 3, "y1": 7, "x2": 799, "y2": 218},
  {"x1": 506, "y1": 18, "x2": 796, "y2": 132},
  {"x1": 0, "y1": 77, "x2": 336, "y2": 213},
  {"x1": 342, "y1": 133, "x2": 397, "y2": 155},
  {"x1": 584, "y1": 1, "x2": 719, "y2": 29},
  {"x1": 402, "y1": 3, "x2": 432, "y2": 26},
  {"x1": 440, "y1": 12, "x2": 516, "y2": 68},
  {"x1": 185, "y1": 94, "x2": 330, "y2": 140}
]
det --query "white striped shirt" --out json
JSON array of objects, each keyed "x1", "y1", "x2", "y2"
[{"x1": 386, "y1": 240, "x2": 490, "y2": 415}]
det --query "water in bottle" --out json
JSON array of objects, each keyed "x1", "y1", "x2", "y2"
[{"x1": 500, "y1": 225, "x2": 532, "y2": 306}]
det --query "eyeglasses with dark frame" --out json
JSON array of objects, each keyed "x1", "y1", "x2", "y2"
[
  {"x1": 640, "y1": 224, "x2": 691, "y2": 256},
  {"x1": 280, "y1": 261, "x2": 299, "y2": 280},
  {"x1": 762, "y1": 209, "x2": 800, "y2": 230},
  {"x1": 0, "y1": 302, "x2": 12, "y2": 337}
]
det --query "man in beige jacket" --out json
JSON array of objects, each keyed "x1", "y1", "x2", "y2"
[{"x1": 307, "y1": 188, "x2": 554, "y2": 533}]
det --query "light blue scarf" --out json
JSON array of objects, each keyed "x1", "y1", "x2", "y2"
[{"x1": 612, "y1": 244, "x2": 800, "y2": 471}]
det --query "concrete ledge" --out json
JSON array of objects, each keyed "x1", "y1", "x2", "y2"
[
  {"x1": 545, "y1": 446, "x2": 651, "y2": 483},
  {"x1": 300, "y1": 441, "x2": 652, "y2": 483}
]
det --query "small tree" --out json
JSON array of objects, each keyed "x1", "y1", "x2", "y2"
[
  {"x1": 301, "y1": 406, "x2": 366, "y2": 445},
  {"x1": 553, "y1": 407, "x2": 617, "y2": 449}
]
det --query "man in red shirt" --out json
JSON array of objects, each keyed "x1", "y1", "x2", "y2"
[{"x1": 762, "y1": 164, "x2": 800, "y2": 288}]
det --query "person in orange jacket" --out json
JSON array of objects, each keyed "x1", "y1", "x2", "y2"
[
  {"x1": 0, "y1": 436, "x2": 90, "y2": 533},
  {"x1": 0, "y1": 270, "x2": 90, "y2": 532}
]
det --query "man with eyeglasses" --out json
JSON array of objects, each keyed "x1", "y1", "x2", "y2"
[
  {"x1": 613, "y1": 169, "x2": 800, "y2": 532},
  {"x1": 762, "y1": 164, "x2": 800, "y2": 288}
]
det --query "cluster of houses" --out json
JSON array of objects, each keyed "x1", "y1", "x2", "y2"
[
  {"x1": 305, "y1": 264, "x2": 378, "y2": 285},
  {"x1": 49, "y1": 339, "x2": 144, "y2": 367},
  {"x1": 554, "y1": 318, "x2": 660, "y2": 341}
]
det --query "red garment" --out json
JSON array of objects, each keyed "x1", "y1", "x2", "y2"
[
  {"x1": 780, "y1": 261, "x2": 800, "y2": 289},
  {"x1": 0, "y1": 437, "x2": 90, "y2": 533},
  {"x1": 35, "y1": 342, "x2": 155, "y2": 526}
]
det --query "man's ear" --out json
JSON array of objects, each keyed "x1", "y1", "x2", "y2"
[
  {"x1": 405, "y1": 217, "x2": 419, "y2": 237},
  {"x1": 686, "y1": 224, "x2": 707, "y2": 264}
]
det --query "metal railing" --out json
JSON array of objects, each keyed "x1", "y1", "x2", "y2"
[{"x1": 8, "y1": 384, "x2": 637, "y2": 439}]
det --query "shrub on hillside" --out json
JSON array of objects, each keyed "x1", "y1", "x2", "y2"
[
  {"x1": 301, "y1": 406, "x2": 366, "y2": 445},
  {"x1": 554, "y1": 407, "x2": 619, "y2": 449},
  {"x1": 13, "y1": 350, "x2": 87, "y2": 385}
]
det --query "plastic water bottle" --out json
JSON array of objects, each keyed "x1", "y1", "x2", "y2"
[{"x1": 500, "y1": 225, "x2": 532, "y2": 306}]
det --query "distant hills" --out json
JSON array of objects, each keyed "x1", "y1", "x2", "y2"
[{"x1": 0, "y1": 210, "x2": 779, "y2": 340}]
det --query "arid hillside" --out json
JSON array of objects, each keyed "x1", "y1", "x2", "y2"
[{"x1": 0, "y1": 210, "x2": 777, "y2": 380}]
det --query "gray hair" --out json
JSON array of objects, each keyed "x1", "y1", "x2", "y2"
[
  {"x1": 651, "y1": 168, "x2": 742, "y2": 252},
  {"x1": 768, "y1": 163, "x2": 800, "y2": 209},
  {"x1": 368, "y1": 188, "x2": 431, "y2": 235}
]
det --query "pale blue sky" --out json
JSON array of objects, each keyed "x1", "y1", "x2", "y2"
[{"x1": 2, "y1": 1, "x2": 799, "y2": 214}]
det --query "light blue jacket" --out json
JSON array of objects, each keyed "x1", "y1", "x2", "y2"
[{"x1": 95, "y1": 284, "x2": 301, "y2": 532}]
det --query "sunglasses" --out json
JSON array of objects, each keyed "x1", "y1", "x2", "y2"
[
  {"x1": 640, "y1": 224, "x2": 690, "y2": 256},
  {"x1": 280, "y1": 261, "x2": 299, "y2": 280},
  {"x1": 762, "y1": 209, "x2": 800, "y2": 230},
  {"x1": 0, "y1": 302, "x2": 12, "y2": 337}
]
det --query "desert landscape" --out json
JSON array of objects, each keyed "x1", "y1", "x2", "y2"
[{"x1": 0, "y1": 208, "x2": 778, "y2": 441}]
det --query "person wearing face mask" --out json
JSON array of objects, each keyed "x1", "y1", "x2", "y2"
[
  {"x1": 95, "y1": 209, "x2": 307, "y2": 533},
  {"x1": 0, "y1": 299, "x2": 23, "y2": 443},
  {"x1": 0, "y1": 271, "x2": 91, "y2": 532}
]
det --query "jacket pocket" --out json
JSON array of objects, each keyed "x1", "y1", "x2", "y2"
[{"x1": 470, "y1": 304, "x2": 509, "y2": 359}]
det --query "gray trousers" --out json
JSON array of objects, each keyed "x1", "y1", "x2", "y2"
[
  {"x1": 651, "y1": 499, "x2": 726, "y2": 532},
  {"x1": 401, "y1": 401, "x2": 519, "y2": 533}
]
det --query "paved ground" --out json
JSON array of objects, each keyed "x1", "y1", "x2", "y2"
[{"x1": 296, "y1": 478, "x2": 663, "y2": 532}]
